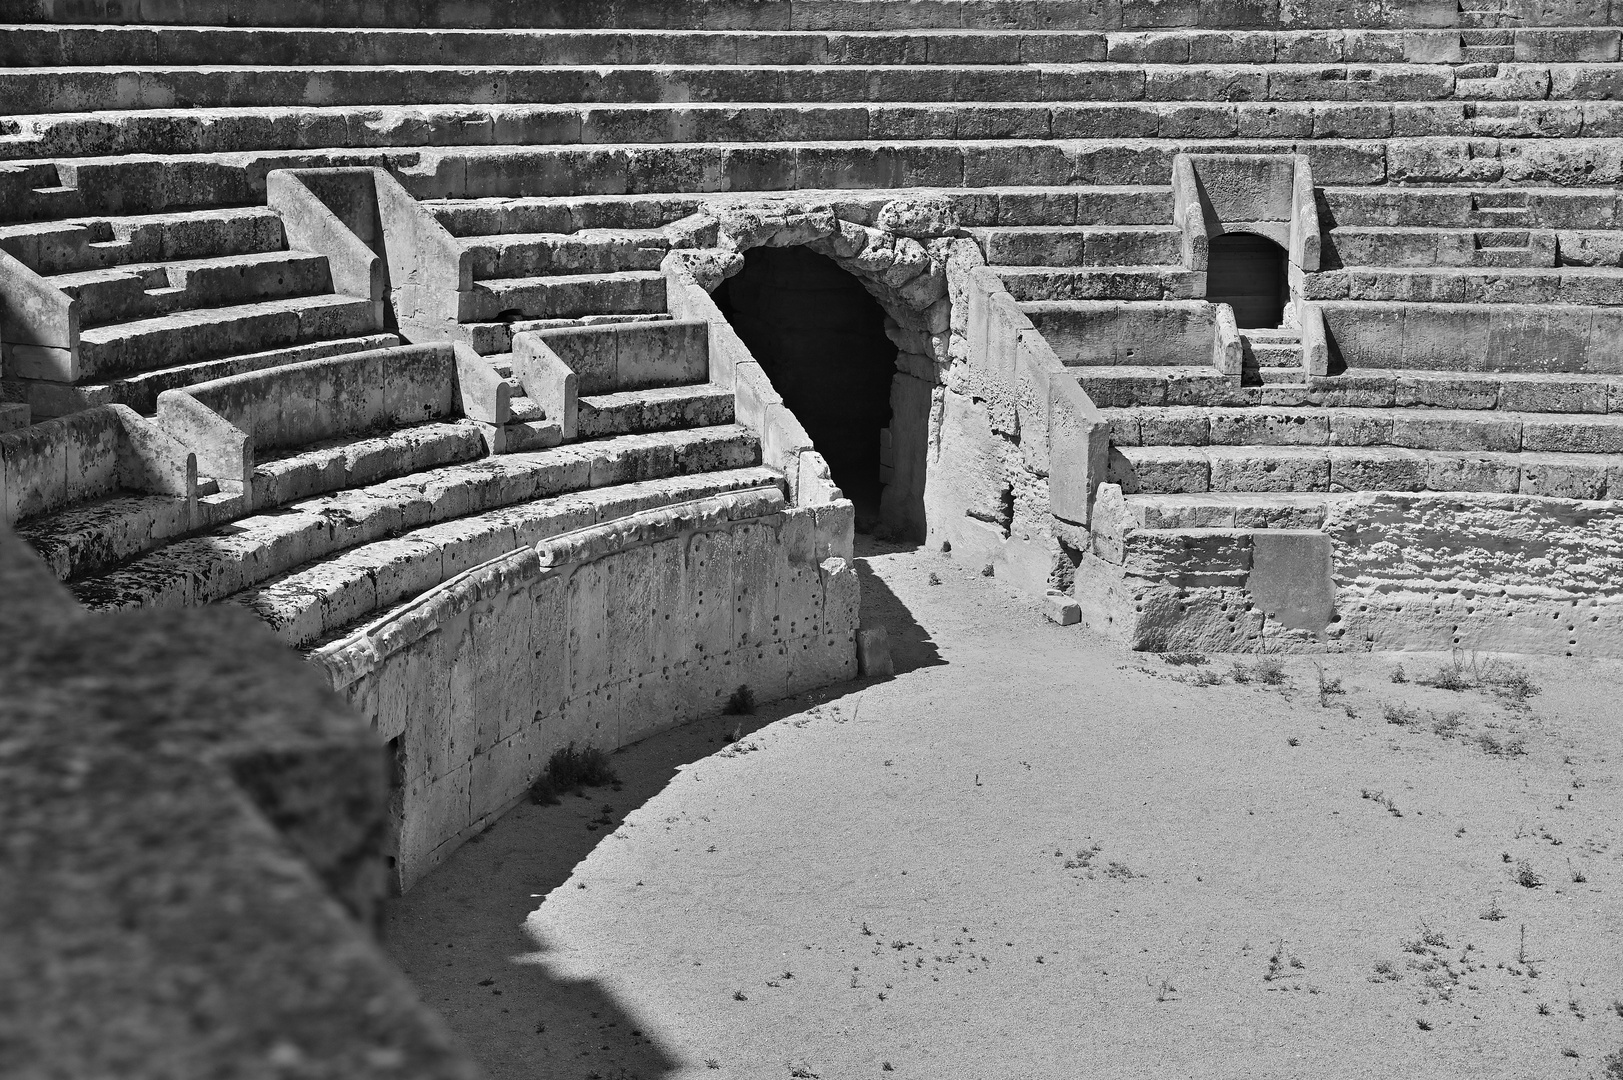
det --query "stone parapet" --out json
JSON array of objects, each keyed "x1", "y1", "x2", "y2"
[{"x1": 313, "y1": 489, "x2": 859, "y2": 889}]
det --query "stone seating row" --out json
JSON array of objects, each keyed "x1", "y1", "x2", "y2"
[
  {"x1": 5, "y1": 61, "x2": 1619, "y2": 115},
  {"x1": 7, "y1": 26, "x2": 1616, "y2": 68},
  {"x1": 0, "y1": 0, "x2": 1515, "y2": 32},
  {"x1": 12, "y1": 99, "x2": 1623, "y2": 163},
  {"x1": 7, "y1": 136, "x2": 1622, "y2": 229}
]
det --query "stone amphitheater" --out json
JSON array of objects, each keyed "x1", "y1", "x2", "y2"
[{"x1": 2, "y1": 0, "x2": 1622, "y2": 1074}]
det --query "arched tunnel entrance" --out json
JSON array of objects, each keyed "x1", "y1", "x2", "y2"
[
  {"x1": 714, "y1": 246, "x2": 898, "y2": 533},
  {"x1": 1206, "y1": 232, "x2": 1288, "y2": 329}
]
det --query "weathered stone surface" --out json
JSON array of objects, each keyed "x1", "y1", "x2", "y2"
[{"x1": 0, "y1": 524, "x2": 479, "y2": 1080}]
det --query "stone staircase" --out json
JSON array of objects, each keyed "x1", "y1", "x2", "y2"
[{"x1": 0, "y1": 200, "x2": 395, "y2": 415}]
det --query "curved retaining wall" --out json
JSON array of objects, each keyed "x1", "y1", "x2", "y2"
[{"x1": 313, "y1": 487, "x2": 858, "y2": 890}]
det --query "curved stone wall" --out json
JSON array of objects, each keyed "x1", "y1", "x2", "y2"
[{"x1": 313, "y1": 487, "x2": 858, "y2": 889}]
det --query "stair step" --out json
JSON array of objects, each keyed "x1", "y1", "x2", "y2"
[
  {"x1": 1329, "y1": 226, "x2": 1556, "y2": 269},
  {"x1": 578, "y1": 384, "x2": 736, "y2": 438},
  {"x1": 1242, "y1": 340, "x2": 1302, "y2": 369},
  {"x1": 430, "y1": 185, "x2": 1174, "y2": 236},
  {"x1": 0, "y1": 62, "x2": 1504, "y2": 115},
  {"x1": 468, "y1": 270, "x2": 667, "y2": 322},
  {"x1": 1304, "y1": 266, "x2": 1623, "y2": 306},
  {"x1": 0, "y1": 206, "x2": 285, "y2": 275},
  {"x1": 996, "y1": 265, "x2": 1202, "y2": 303},
  {"x1": 1109, "y1": 444, "x2": 1623, "y2": 499},
  {"x1": 1319, "y1": 186, "x2": 1616, "y2": 230},
  {"x1": 1, "y1": 26, "x2": 1492, "y2": 70},
  {"x1": 1077, "y1": 366, "x2": 1623, "y2": 413},
  {"x1": 970, "y1": 225, "x2": 1181, "y2": 267},
  {"x1": 462, "y1": 312, "x2": 672, "y2": 356},
  {"x1": 462, "y1": 228, "x2": 675, "y2": 280},
  {"x1": 69, "y1": 425, "x2": 763, "y2": 616},
  {"x1": 3, "y1": 333, "x2": 403, "y2": 418},
  {"x1": 17, "y1": 492, "x2": 198, "y2": 582},
  {"x1": 75, "y1": 294, "x2": 379, "y2": 381},
  {"x1": 1105, "y1": 406, "x2": 1623, "y2": 453},
  {"x1": 250, "y1": 420, "x2": 490, "y2": 509},
  {"x1": 1124, "y1": 491, "x2": 1334, "y2": 531},
  {"x1": 508, "y1": 394, "x2": 547, "y2": 423},
  {"x1": 52, "y1": 250, "x2": 332, "y2": 329},
  {"x1": 244, "y1": 468, "x2": 785, "y2": 650}
]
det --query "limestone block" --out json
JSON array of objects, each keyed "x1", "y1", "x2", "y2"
[
  {"x1": 468, "y1": 724, "x2": 539, "y2": 825},
  {"x1": 270, "y1": 563, "x2": 380, "y2": 648},
  {"x1": 1556, "y1": 232, "x2": 1623, "y2": 268},
  {"x1": 777, "y1": 549, "x2": 825, "y2": 645},
  {"x1": 1111, "y1": 448, "x2": 1208, "y2": 494},
  {"x1": 398, "y1": 762, "x2": 472, "y2": 890},
  {"x1": 730, "y1": 520, "x2": 781, "y2": 651},
  {"x1": 1392, "y1": 413, "x2": 1520, "y2": 453},
  {"x1": 679, "y1": 526, "x2": 735, "y2": 665},
  {"x1": 1329, "y1": 410, "x2": 1393, "y2": 447},
  {"x1": 1329, "y1": 448, "x2": 1428, "y2": 493},
  {"x1": 557, "y1": 681, "x2": 621, "y2": 751},
  {"x1": 788, "y1": 632, "x2": 858, "y2": 698},
  {"x1": 1211, "y1": 451, "x2": 1327, "y2": 493},
  {"x1": 1240, "y1": 103, "x2": 1315, "y2": 138},
  {"x1": 856, "y1": 626, "x2": 894, "y2": 678},
  {"x1": 1043, "y1": 592, "x2": 1083, "y2": 626},
  {"x1": 734, "y1": 639, "x2": 792, "y2": 705},
  {"x1": 1523, "y1": 418, "x2": 1623, "y2": 454},
  {"x1": 1140, "y1": 408, "x2": 1212, "y2": 446},
  {"x1": 1122, "y1": 528, "x2": 1252, "y2": 584},
  {"x1": 1498, "y1": 377, "x2": 1605, "y2": 414},
  {"x1": 1519, "y1": 455, "x2": 1612, "y2": 500},
  {"x1": 473, "y1": 587, "x2": 535, "y2": 746},
  {"x1": 565, "y1": 560, "x2": 609, "y2": 695},
  {"x1": 529, "y1": 573, "x2": 569, "y2": 724},
  {"x1": 1486, "y1": 306, "x2": 1593, "y2": 374},
  {"x1": 1393, "y1": 371, "x2": 1500, "y2": 409},
  {"x1": 1424, "y1": 454, "x2": 1519, "y2": 494},
  {"x1": 1211, "y1": 409, "x2": 1329, "y2": 446},
  {"x1": 1321, "y1": 303, "x2": 1404, "y2": 370},
  {"x1": 1248, "y1": 531, "x2": 1334, "y2": 636},
  {"x1": 604, "y1": 543, "x2": 656, "y2": 680},
  {"x1": 619, "y1": 669, "x2": 684, "y2": 747}
]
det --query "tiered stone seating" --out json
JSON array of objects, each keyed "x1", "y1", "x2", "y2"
[
  {"x1": 32, "y1": 332, "x2": 768, "y2": 651},
  {"x1": 0, "y1": 201, "x2": 397, "y2": 416},
  {"x1": 3, "y1": 1, "x2": 1622, "y2": 654}
]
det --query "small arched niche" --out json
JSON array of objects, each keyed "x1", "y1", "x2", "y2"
[
  {"x1": 1206, "y1": 232, "x2": 1289, "y2": 329},
  {"x1": 713, "y1": 245, "x2": 898, "y2": 532}
]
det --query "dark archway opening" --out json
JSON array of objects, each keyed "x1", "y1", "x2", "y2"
[
  {"x1": 713, "y1": 246, "x2": 897, "y2": 531},
  {"x1": 1206, "y1": 232, "x2": 1288, "y2": 329}
]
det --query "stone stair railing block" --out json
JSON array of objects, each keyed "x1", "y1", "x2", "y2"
[
  {"x1": 509, "y1": 331, "x2": 578, "y2": 441},
  {"x1": 0, "y1": 244, "x2": 78, "y2": 382},
  {"x1": 449, "y1": 341, "x2": 512, "y2": 426},
  {"x1": 267, "y1": 168, "x2": 388, "y2": 328}
]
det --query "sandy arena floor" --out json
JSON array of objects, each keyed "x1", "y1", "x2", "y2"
[{"x1": 385, "y1": 537, "x2": 1623, "y2": 1080}]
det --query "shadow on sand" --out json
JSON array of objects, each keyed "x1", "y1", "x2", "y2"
[
  {"x1": 382, "y1": 531, "x2": 941, "y2": 1079},
  {"x1": 853, "y1": 532, "x2": 945, "y2": 675}
]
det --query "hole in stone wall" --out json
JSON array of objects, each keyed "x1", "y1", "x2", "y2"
[
  {"x1": 1206, "y1": 232, "x2": 1288, "y2": 329},
  {"x1": 714, "y1": 246, "x2": 898, "y2": 531}
]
